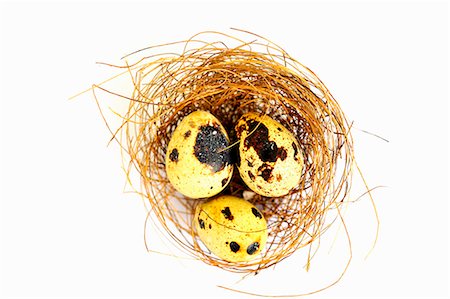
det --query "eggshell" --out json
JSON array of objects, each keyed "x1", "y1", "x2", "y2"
[
  {"x1": 235, "y1": 112, "x2": 303, "y2": 197},
  {"x1": 165, "y1": 111, "x2": 233, "y2": 198},
  {"x1": 194, "y1": 195, "x2": 267, "y2": 262}
]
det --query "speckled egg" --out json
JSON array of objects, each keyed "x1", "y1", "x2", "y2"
[
  {"x1": 235, "y1": 112, "x2": 303, "y2": 197},
  {"x1": 165, "y1": 111, "x2": 233, "y2": 198},
  {"x1": 194, "y1": 195, "x2": 267, "y2": 262}
]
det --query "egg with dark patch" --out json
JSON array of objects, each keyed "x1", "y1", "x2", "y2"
[
  {"x1": 235, "y1": 112, "x2": 303, "y2": 197},
  {"x1": 165, "y1": 111, "x2": 233, "y2": 198},
  {"x1": 194, "y1": 195, "x2": 267, "y2": 262}
]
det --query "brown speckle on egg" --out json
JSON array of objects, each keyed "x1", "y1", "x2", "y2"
[
  {"x1": 278, "y1": 147, "x2": 287, "y2": 161},
  {"x1": 184, "y1": 130, "x2": 191, "y2": 138},
  {"x1": 258, "y1": 163, "x2": 273, "y2": 182},
  {"x1": 236, "y1": 123, "x2": 246, "y2": 137},
  {"x1": 292, "y1": 142, "x2": 298, "y2": 160},
  {"x1": 251, "y1": 208, "x2": 262, "y2": 219},
  {"x1": 244, "y1": 120, "x2": 286, "y2": 163},
  {"x1": 229, "y1": 241, "x2": 240, "y2": 253},
  {"x1": 248, "y1": 171, "x2": 255, "y2": 181},
  {"x1": 246, "y1": 242, "x2": 260, "y2": 255},
  {"x1": 169, "y1": 148, "x2": 179, "y2": 162},
  {"x1": 221, "y1": 207, "x2": 234, "y2": 220},
  {"x1": 198, "y1": 218, "x2": 205, "y2": 229}
]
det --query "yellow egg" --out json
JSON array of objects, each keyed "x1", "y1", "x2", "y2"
[
  {"x1": 235, "y1": 112, "x2": 303, "y2": 197},
  {"x1": 165, "y1": 111, "x2": 233, "y2": 198},
  {"x1": 194, "y1": 195, "x2": 267, "y2": 262}
]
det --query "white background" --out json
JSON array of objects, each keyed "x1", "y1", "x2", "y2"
[{"x1": 0, "y1": 1, "x2": 448, "y2": 298}]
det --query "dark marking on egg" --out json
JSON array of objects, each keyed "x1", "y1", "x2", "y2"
[
  {"x1": 279, "y1": 147, "x2": 287, "y2": 161},
  {"x1": 221, "y1": 207, "x2": 234, "y2": 220},
  {"x1": 248, "y1": 171, "x2": 255, "y2": 181},
  {"x1": 258, "y1": 163, "x2": 273, "y2": 182},
  {"x1": 276, "y1": 174, "x2": 282, "y2": 181},
  {"x1": 209, "y1": 224, "x2": 212, "y2": 229},
  {"x1": 169, "y1": 149, "x2": 179, "y2": 162},
  {"x1": 261, "y1": 169, "x2": 272, "y2": 181},
  {"x1": 247, "y1": 160, "x2": 253, "y2": 167},
  {"x1": 236, "y1": 123, "x2": 246, "y2": 138},
  {"x1": 244, "y1": 120, "x2": 286, "y2": 163},
  {"x1": 198, "y1": 218, "x2": 205, "y2": 229},
  {"x1": 292, "y1": 142, "x2": 298, "y2": 160},
  {"x1": 230, "y1": 241, "x2": 240, "y2": 253},
  {"x1": 251, "y1": 208, "x2": 262, "y2": 219},
  {"x1": 194, "y1": 125, "x2": 231, "y2": 172},
  {"x1": 277, "y1": 127, "x2": 282, "y2": 132},
  {"x1": 246, "y1": 242, "x2": 260, "y2": 255},
  {"x1": 261, "y1": 141, "x2": 278, "y2": 162},
  {"x1": 184, "y1": 130, "x2": 191, "y2": 138}
]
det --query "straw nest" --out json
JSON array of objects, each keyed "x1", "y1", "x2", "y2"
[{"x1": 101, "y1": 31, "x2": 354, "y2": 274}]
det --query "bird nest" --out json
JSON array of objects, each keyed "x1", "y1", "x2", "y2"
[{"x1": 97, "y1": 31, "x2": 355, "y2": 274}]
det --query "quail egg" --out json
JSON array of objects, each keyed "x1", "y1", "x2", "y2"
[
  {"x1": 194, "y1": 195, "x2": 267, "y2": 262},
  {"x1": 235, "y1": 112, "x2": 303, "y2": 197},
  {"x1": 165, "y1": 111, "x2": 233, "y2": 198}
]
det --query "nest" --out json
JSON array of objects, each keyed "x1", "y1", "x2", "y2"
[{"x1": 103, "y1": 31, "x2": 354, "y2": 274}]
